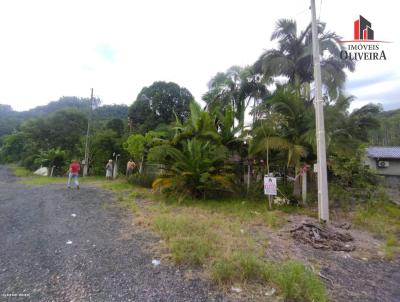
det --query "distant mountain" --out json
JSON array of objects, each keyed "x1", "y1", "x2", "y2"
[
  {"x1": 0, "y1": 105, "x2": 20, "y2": 137},
  {"x1": 18, "y1": 97, "x2": 89, "y2": 119},
  {"x1": 380, "y1": 108, "x2": 400, "y2": 118},
  {"x1": 93, "y1": 104, "x2": 129, "y2": 122},
  {"x1": 0, "y1": 97, "x2": 129, "y2": 138}
]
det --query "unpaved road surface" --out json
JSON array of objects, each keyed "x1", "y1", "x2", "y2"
[{"x1": 0, "y1": 166, "x2": 223, "y2": 301}]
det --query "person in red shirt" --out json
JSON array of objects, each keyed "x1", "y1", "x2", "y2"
[{"x1": 67, "y1": 159, "x2": 81, "y2": 189}]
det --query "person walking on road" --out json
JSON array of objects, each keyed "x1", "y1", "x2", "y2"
[
  {"x1": 126, "y1": 159, "x2": 136, "y2": 177},
  {"x1": 106, "y1": 159, "x2": 113, "y2": 180},
  {"x1": 67, "y1": 160, "x2": 80, "y2": 189}
]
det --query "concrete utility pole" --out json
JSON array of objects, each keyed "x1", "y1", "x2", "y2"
[
  {"x1": 310, "y1": 0, "x2": 329, "y2": 222},
  {"x1": 83, "y1": 88, "x2": 93, "y2": 177}
]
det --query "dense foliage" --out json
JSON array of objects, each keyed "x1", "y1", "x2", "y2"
[
  {"x1": 0, "y1": 18, "x2": 391, "y2": 205},
  {"x1": 128, "y1": 81, "x2": 193, "y2": 133}
]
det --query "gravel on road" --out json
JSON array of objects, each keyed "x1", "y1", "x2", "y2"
[{"x1": 0, "y1": 165, "x2": 225, "y2": 302}]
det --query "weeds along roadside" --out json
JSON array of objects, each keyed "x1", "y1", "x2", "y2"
[{"x1": 113, "y1": 184, "x2": 328, "y2": 302}]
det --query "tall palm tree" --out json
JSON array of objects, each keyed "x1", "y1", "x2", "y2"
[
  {"x1": 203, "y1": 66, "x2": 269, "y2": 130},
  {"x1": 254, "y1": 19, "x2": 355, "y2": 99},
  {"x1": 251, "y1": 86, "x2": 311, "y2": 198}
]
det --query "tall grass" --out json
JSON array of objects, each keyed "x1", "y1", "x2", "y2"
[
  {"x1": 151, "y1": 210, "x2": 327, "y2": 302},
  {"x1": 154, "y1": 214, "x2": 216, "y2": 265},
  {"x1": 353, "y1": 201, "x2": 400, "y2": 259},
  {"x1": 212, "y1": 255, "x2": 328, "y2": 302}
]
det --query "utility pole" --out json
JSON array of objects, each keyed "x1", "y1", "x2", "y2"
[
  {"x1": 310, "y1": 0, "x2": 329, "y2": 222},
  {"x1": 83, "y1": 88, "x2": 93, "y2": 177}
]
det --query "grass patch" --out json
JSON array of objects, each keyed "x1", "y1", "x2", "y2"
[
  {"x1": 353, "y1": 201, "x2": 400, "y2": 236},
  {"x1": 101, "y1": 180, "x2": 134, "y2": 191},
  {"x1": 170, "y1": 237, "x2": 212, "y2": 265},
  {"x1": 353, "y1": 201, "x2": 400, "y2": 259},
  {"x1": 18, "y1": 176, "x2": 66, "y2": 185},
  {"x1": 154, "y1": 214, "x2": 216, "y2": 265},
  {"x1": 212, "y1": 253, "x2": 267, "y2": 284},
  {"x1": 212, "y1": 255, "x2": 327, "y2": 302},
  {"x1": 118, "y1": 194, "x2": 139, "y2": 213},
  {"x1": 9, "y1": 164, "x2": 32, "y2": 177},
  {"x1": 353, "y1": 202, "x2": 399, "y2": 236},
  {"x1": 166, "y1": 197, "x2": 286, "y2": 228},
  {"x1": 273, "y1": 260, "x2": 328, "y2": 302},
  {"x1": 383, "y1": 234, "x2": 400, "y2": 260},
  {"x1": 146, "y1": 203, "x2": 327, "y2": 301},
  {"x1": 18, "y1": 175, "x2": 108, "y2": 186}
]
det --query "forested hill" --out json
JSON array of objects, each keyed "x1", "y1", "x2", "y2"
[
  {"x1": 369, "y1": 108, "x2": 400, "y2": 146},
  {"x1": 0, "y1": 97, "x2": 129, "y2": 137}
]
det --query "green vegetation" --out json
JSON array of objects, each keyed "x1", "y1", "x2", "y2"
[
  {"x1": 353, "y1": 201, "x2": 400, "y2": 259},
  {"x1": 121, "y1": 192, "x2": 325, "y2": 301},
  {"x1": 1, "y1": 15, "x2": 399, "y2": 301},
  {"x1": 128, "y1": 81, "x2": 193, "y2": 134},
  {"x1": 9, "y1": 164, "x2": 31, "y2": 177},
  {"x1": 211, "y1": 253, "x2": 268, "y2": 284},
  {"x1": 18, "y1": 176, "x2": 66, "y2": 185},
  {"x1": 370, "y1": 108, "x2": 400, "y2": 146},
  {"x1": 273, "y1": 260, "x2": 328, "y2": 302},
  {"x1": 155, "y1": 214, "x2": 215, "y2": 265},
  {"x1": 1, "y1": 17, "x2": 380, "y2": 205},
  {"x1": 212, "y1": 257, "x2": 327, "y2": 302}
]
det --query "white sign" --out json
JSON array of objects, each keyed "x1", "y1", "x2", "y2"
[{"x1": 264, "y1": 176, "x2": 277, "y2": 196}]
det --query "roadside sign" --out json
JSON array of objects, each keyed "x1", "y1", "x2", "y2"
[{"x1": 264, "y1": 176, "x2": 277, "y2": 196}]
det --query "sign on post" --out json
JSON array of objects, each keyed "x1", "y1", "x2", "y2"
[{"x1": 264, "y1": 176, "x2": 277, "y2": 196}]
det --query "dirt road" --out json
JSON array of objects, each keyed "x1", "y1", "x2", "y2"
[{"x1": 0, "y1": 166, "x2": 223, "y2": 301}]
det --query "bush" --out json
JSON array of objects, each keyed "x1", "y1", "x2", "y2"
[{"x1": 128, "y1": 173, "x2": 156, "y2": 188}]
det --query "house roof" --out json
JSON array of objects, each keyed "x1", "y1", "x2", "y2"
[{"x1": 366, "y1": 146, "x2": 400, "y2": 159}]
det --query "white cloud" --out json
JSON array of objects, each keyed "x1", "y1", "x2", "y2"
[{"x1": 0, "y1": 0, "x2": 398, "y2": 111}]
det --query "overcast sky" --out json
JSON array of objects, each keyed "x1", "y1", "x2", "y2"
[{"x1": 0, "y1": 0, "x2": 398, "y2": 112}]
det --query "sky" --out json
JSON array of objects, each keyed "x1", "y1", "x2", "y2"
[{"x1": 0, "y1": 0, "x2": 398, "y2": 112}]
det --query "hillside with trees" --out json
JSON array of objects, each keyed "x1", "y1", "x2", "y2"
[{"x1": 369, "y1": 108, "x2": 400, "y2": 146}]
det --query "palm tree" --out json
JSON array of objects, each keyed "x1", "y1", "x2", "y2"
[
  {"x1": 254, "y1": 19, "x2": 355, "y2": 99},
  {"x1": 325, "y1": 99, "x2": 381, "y2": 157},
  {"x1": 203, "y1": 66, "x2": 269, "y2": 130},
  {"x1": 250, "y1": 86, "x2": 311, "y2": 199},
  {"x1": 172, "y1": 101, "x2": 220, "y2": 145}
]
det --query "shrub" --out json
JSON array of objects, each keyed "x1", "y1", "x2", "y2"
[
  {"x1": 151, "y1": 139, "x2": 234, "y2": 199},
  {"x1": 128, "y1": 173, "x2": 156, "y2": 188}
]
